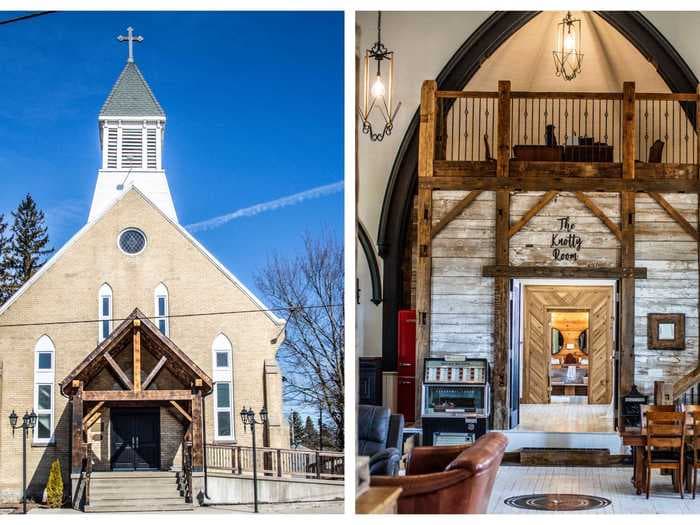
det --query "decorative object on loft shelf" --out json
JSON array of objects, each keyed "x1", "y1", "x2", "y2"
[
  {"x1": 553, "y1": 11, "x2": 583, "y2": 81},
  {"x1": 648, "y1": 313, "x2": 685, "y2": 350},
  {"x1": 359, "y1": 11, "x2": 401, "y2": 142}
]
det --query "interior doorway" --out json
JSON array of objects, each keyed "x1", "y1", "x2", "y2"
[{"x1": 515, "y1": 281, "x2": 616, "y2": 433}]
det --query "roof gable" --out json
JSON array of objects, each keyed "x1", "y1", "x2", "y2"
[
  {"x1": 100, "y1": 62, "x2": 165, "y2": 118},
  {"x1": 0, "y1": 186, "x2": 284, "y2": 327},
  {"x1": 59, "y1": 308, "x2": 213, "y2": 395}
]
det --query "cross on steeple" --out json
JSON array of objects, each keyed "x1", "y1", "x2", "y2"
[{"x1": 117, "y1": 26, "x2": 143, "y2": 63}]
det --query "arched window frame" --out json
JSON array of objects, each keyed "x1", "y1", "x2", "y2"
[
  {"x1": 211, "y1": 334, "x2": 234, "y2": 441},
  {"x1": 98, "y1": 283, "x2": 113, "y2": 343},
  {"x1": 154, "y1": 282, "x2": 169, "y2": 336},
  {"x1": 34, "y1": 335, "x2": 55, "y2": 444}
]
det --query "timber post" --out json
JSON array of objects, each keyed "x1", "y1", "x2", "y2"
[
  {"x1": 493, "y1": 80, "x2": 512, "y2": 430},
  {"x1": 619, "y1": 81, "x2": 636, "y2": 429},
  {"x1": 70, "y1": 380, "x2": 84, "y2": 475},
  {"x1": 415, "y1": 79, "x2": 438, "y2": 420},
  {"x1": 191, "y1": 388, "x2": 204, "y2": 472},
  {"x1": 133, "y1": 319, "x2": 141, "y2": 393},
  {"x1": 697, "y1": 83, "x2": 700, "y2": 363}
]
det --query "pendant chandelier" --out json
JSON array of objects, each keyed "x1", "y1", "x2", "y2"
[
  {"x1": 553, "y1": 11, "x2": 583, "y2": 81},
  {"x1": 359, "y1": 11, "x2": 401, "y2": 142}
]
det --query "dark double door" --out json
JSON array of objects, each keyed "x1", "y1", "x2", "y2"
[{"x1": 111, "y1": 409, "x2": 160, "y2": 471}]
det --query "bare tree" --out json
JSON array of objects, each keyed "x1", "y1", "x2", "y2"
[{"x1": 256, "y1": 231, "x2": 344, "y2": 449}]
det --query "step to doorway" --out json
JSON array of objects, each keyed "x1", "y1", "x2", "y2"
[
  {"x1": 500, "y1": 430, "x2": 625, "y2": 454},
  {"x1": 520, "y1": 447, "x2": 610, "y2": 466},
  {"x1": 84, "y1": 471, "x2": 192, "y2": 513}
]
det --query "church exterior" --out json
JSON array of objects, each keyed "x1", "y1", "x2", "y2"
[{"x1": 0, "y1": 34, "x2": 286, "y2": 504}]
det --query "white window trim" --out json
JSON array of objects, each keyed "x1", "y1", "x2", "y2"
[
  {"x1": 212, "y1": 334, "x2": 234, "y2": 441},
  {"x1": 154, "y1": 283, "x2": 169, "y2": 337},
  {"x1": 98, "y1": 283, "x2": 113, "y2": 343},
  {"x1": 34, "y1": 336, "x2": 55, "y2": 445}
]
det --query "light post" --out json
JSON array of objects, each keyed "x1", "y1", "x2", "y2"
[
  {"x1": 240, "y1": 406, "x2": 267, "y2": 513},
  {"x1": 8, "y1": 409, "x2": 37, "y2": 514}
]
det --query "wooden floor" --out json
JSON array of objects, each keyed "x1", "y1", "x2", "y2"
[
  {"x1": 489, "y1": 466, "x2": 700, "y2": 513},
  {"x1": 517, "y1": 402, "x2": 615, "y2": 433}
]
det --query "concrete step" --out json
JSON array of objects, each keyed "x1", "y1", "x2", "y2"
[
  {"x1": 89, "y1": 490, "x2": 183, "y2": 500},
  {"x1": 85, "y1": 502, "x2": 193, "y2": 513}
]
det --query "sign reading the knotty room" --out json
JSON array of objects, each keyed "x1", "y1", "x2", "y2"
[{"x1": 551, "y1": 216, "x2": 583, "y2": 262}]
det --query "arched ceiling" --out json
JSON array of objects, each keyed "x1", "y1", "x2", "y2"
[{"x1": 464, "y1": 12, "x2": 670, "y2": 93}]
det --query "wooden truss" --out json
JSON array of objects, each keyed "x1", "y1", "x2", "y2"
[{"x1": 416, "y1": 80, "x2": 700, "y2": 429}]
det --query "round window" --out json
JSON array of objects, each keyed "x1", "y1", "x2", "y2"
[{"x1": 118, "y1": 228, "x2": 146, "y2": 255}]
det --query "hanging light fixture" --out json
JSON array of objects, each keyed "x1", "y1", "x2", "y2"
[
  {"x1": 359, "y1": 11, "x2": 401, "y2": 142},
  {"x1": 553, "y1": 11, "x2": 583, "y2": 81}
]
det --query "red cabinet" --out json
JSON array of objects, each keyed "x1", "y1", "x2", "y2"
[{"x1": 397, "y1": 309, "x2": 416, "y2": 422}]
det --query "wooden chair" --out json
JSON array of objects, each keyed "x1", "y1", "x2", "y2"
[{"x1": 645, "y1": 410, "x2": 686, "y2": 499}]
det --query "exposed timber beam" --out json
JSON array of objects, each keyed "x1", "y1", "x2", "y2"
[
  {"x1": 431, "y1": 190, "x2": 482, "y2": 239},
  {"x1": 508, "y1": 191, "x2": 558, "y2": 238},
  {"x1": 421, "y1": 175, "x2": 700, "y2": 193},
  {"x1": 574, "y1": 192, "x2": 623, "y2": 241},
  {"x1": 82, "y1": 389, "x2": 193, "y2": 401},
  {"x1": 648, "y1": 192, "x2": 699, "y2": 241},
  {"x1": 82, "y1": 401, "x2": 104, "y2": 426},
  {"x1": 142, "y1": 356, "x2": 167, "y2": 390},
  {"x1": 170, "y1": 400, "x2": 192, "y2": 422},
  {"x1": 483, "y1": 265, "x2": 647, "y2": 279},
  {"x1": 104, "y1": 352, "x2": 133, "y2": 390},
  {"x1": 415, "y1": 79, "x2": 437, "y2": 420},
  {"x1": 133, "y1": 319, "x2": 141, "y2": 393}
]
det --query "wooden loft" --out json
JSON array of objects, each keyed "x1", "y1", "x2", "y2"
[{"x1": 415, "y1": 79, "x2": 700, "y2": 429}]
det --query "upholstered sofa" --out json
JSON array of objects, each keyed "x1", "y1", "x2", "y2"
[
  {"x1": 358, "y1": 404, "x2": 405, "y2": 476},
  {"x1": 370, "y1": 432, "x2": 508, "y2": 513}
]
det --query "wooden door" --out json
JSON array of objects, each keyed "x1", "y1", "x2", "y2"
[
  {"x1": 111, "y1": 409, "x2": 160, "y2": 470},
  {"x1": 523, "y1": 288, "x2": 550, "y2": 403},
  {"x1": 523, "y1": 285, "x2": 614, "y2": 405},
  {"x1": 588, "y1": 295, "x2": 613, "y2": 404}
]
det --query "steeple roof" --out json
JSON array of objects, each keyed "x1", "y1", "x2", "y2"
[{"x1": 99, "y1": 62, "x2": 165, "y2": 118}]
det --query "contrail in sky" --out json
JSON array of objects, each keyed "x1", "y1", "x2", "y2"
[{"x1": 186, "y1": 180, "x2": 344, "y2": 233}]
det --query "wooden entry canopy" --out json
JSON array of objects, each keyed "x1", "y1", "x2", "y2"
[
  {"x1": 60, "y1": 308, "x2": 213, "y2": 475},
  {"x1": 415, "y1": 79, "x2": 700, "y2": 430}
]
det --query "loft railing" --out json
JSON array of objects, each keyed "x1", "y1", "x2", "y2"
[
  {"x1": 434, "y1": 82, "x2": 699, "y2": 165},
  {"x1": 206, "y1": 444, "x2": 344, "y2": 481}
]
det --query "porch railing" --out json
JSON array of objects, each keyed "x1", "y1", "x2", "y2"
[
  {"x1": 181, "y1": 438, "x2": 193, "y2": 503},
  {"x1": 206, "y1": 444, "x2": 344, "y2": 481},
  {"x1": 435, "y1": 83, "x2": 699, "y2": 165}
]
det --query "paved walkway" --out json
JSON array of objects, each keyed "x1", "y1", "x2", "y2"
[{"x1": 23, "y1": 499, "x2": 343, "y2": 515}]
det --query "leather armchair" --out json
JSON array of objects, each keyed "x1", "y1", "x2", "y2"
[
  {"x1": 358, "y1": 405, "x2": 405, "y2": 476},
  {"x1": 370, "y1": 432, "x2": 508, "y2": 513}
]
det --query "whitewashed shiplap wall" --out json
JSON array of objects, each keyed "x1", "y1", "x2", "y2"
[
  {"x1": 510, "y1": 192, "x2": 620, "y2": 268},
  {"x1": 428, "y1": 190, "x2": 698, "y2": 394},
  {"x1": 430, "y1": 191, "x2": 495, "y2": 362},
  {"x1": 634, "y1": 193, "x2": 698, "y2": 394}
]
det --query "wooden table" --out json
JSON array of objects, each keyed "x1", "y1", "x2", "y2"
[
  {"x1": 356, "y1": 486, "x2": 403, "y2": 514},
  {"x1": 513, "y1": 144, "x2": 614, "y2": 162}
]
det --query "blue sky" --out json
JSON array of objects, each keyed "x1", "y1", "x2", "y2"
[{"x1": 0, "y1": 11, "x2": 344, "y2": 297}]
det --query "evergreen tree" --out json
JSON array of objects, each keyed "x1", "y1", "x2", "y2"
[
  {"x1": 302, "y1": 416, "x2": 319, "y2": 449},
  {"x1": 10, "y1": 194, "x2": 53, "y2": 286},
  {"x1": 288, "y1": 411, "x2": 305, "y2": 448},
  {"x1": 45, "y1": 458, "x2": 64, "y2": 508},
  {"x1": 0, "y1": 214, "x2": 13, "y2": 305}
]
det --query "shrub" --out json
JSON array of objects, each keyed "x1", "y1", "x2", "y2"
[{"x1": 46, "y1": 459, "x2": 63, "y2": 508}]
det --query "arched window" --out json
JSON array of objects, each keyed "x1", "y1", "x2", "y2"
[
  {"x1": 154, "y1": 283, "x2": 169, "y2": 336},
  {"x1": 34, "y1": 335, "x2": 55, "y2": 444},
  {"x1": 212, "y1": 334, "x2": 234, "y2": 440},
  {"x1": 98, "y1": 283, "x2": 113, "y2": 343}
]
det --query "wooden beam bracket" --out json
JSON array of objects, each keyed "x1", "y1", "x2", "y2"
[
  {"x1": 508, "y1": 191, "x2": 558, "y2": 238},
  {"x1": 431, "y1": 190, "x2": 482, "y2": 239},
  {"x1": 104, "y1": 352, "x2": 134, "y2": 390},
  {"x1": 648, "y1": 191, "x2": 699, "y2": 241},
  {"x1": 574, "y1": 192, "x2": 623, "y2": 241}
]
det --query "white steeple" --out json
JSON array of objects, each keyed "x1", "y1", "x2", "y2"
[{"x1": 88, "y1": 27, "x2": 177, "y2": 223}]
